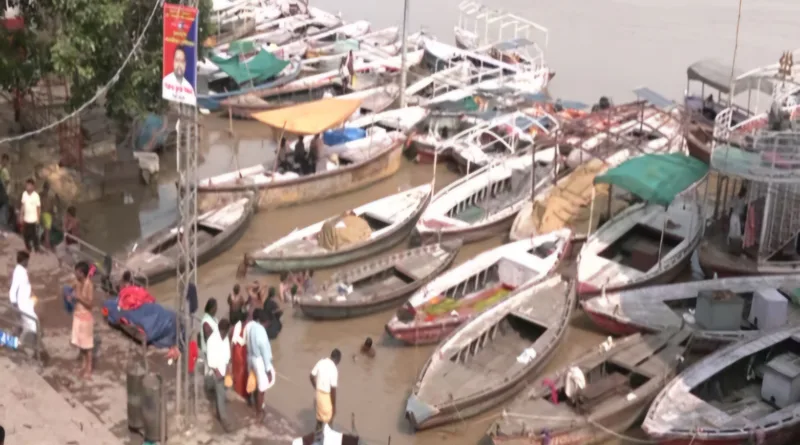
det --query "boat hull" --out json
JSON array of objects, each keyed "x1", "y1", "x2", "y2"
[
  {"x1": 686, "y1": 122, "x2": 712, "y2": 164},
  {"x1": 414, "y1": 212, "x2": 518, "y2": 245},
  {"x1": 253, "y1": 188, "x2": 426, "y2": 272},
  {"x1": 697, "y1": 241, "x2": 800, "y2": 278},
  {"x1": 386, "y1": 318, "x2": 461, "y2": 346},
  {"x1": 645, "y1": 427, "x2": 800, "y2": 445},
  {"x1": 577, "y1": 250, "x2": 693, "y2": 299},
  {"x1": 199, "y1": 142, "x2": 403, "y2": 210},
  {"x1": 296, "y1": 246, "x2": 459, "y2": 320},
  {"x1": 126, "y1": 202, "x2": 255, "y2": 285},
  {"x1": 490, "y1": 397, "x2": 652, "y2": 445}
]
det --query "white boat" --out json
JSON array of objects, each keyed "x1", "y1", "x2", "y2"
[
  {"x1": 446, "y1": 111, "x2": 560, "y2": 172},
  {"x1": 250, "y1": 49, "x2": 424, "y2": 100},
  {"x1": 414, "y1": 154, "x2": 560, "y2": 244},
  {"x1": 386, "y1": 230, "x2": 572, "y2": 346},
  {"x1": 347, "y1": 106, "x2": 429, "y2": 133},
  {"x1": 250, "y1": 184, "x2": 432, "y2": 271},
  {"x1": 576, "y1": 200, "x2": 703, "y2": 297},
  {"x1": 582, "y1": 274, "x2": 800, "y2": 349}
]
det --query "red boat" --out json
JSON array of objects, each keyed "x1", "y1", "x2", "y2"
[{"x1": 386, "y1": 231, "x2": 571, "y2": 345}]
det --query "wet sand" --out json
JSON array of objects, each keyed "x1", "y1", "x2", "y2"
[{"x1": 68, "y1": 2, "x2": 800, "y2": 443}]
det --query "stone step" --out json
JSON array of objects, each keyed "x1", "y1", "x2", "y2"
[{"x1": 0, "y1": 356, "x2": 123, "y2": 445}]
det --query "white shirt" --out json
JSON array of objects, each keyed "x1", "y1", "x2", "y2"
[
  {"x1": 20, "y1": 191, "x2": 40, "y2": 224},
  {"x1": 162, "y1": 72, "x2": 196, "y2": 106},
  {"x1": 206, "y1": 329, "x2": 231, "y2": 377},
  {"x1": 9, "y1": 264, "x2": 31, "y2": 307},
  {"x1": 311, "y1": 357, "x2": 338, "y2": 393}
]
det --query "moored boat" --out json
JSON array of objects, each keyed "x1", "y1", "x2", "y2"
[
  {"x1": 386, "y1": 229, "x2": 572, "y2": 346},
  {"x1": 295, "y1": 240, "x2": 462, "y2": 319},
  {"x1": 509, "y1": 95, "x2": 686, "y2": 243},
  {"x1": 414, "y1": 154, "x2": 559, "y2": 245},
  {"x1": 250, "y1": 184, "x2": 432, "y2": 272},
  {"x1": 122, "y1": 194, "x2": 256, "y2": 284},
  {"x1": 446, "y1": 110, "x2": 559, "y2": 173},
  {"x1": 643, "y1": 325, "x2": 800, "y2": 445},
  {"x1": 576, "y1": 154, "x2": 708, "y2": 298},
  {"x1": 488, "y1": 329, "x2": 692, "y2": 445},
  {"x1": 582, "y1": 274, "x2": 800, "y2": 350},
  {"x1": 197, "y1": 98, "x2": 406, "y2": 210},
  {"x1": 405, "y1": 276, "x2": 574, "y2": 430}
]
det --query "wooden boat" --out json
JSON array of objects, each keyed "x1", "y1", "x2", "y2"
[
  {"x1": 198, "y1": 99, "x2": 406, "y2": 210},
  {"x1": 489, "y1": 329, "x2": 692, "y2": 445},
  {"x1": 414, "y1": 154, "x2": 559, "y2": 245},
  {"x1": 198, "y1": 59, "x2": 303, "y2": 112},
  {"x1": 248, "y1": 50, "x2": 424, "y2": 100},
  {"x1": 405, "y1": 276, "x2": 574, "y2": 430},
  {"x1": 250, "y1": 184, "x2": 432, "y2": 272},
  {"x1": 305, "y1": 26, "x2": 399, "y2": 55},
  {"x1": 509, "y1": 98, "x2": 687, "y2": 243},
  {"x1": 446, "y1": 111, "x2": 560, "y2": 172},
  {"x1": 295, "y1": 240, "x2": 462, "y2": 319},
  {"x1": 582, "y1": 274, "x2": 800, "y2": 351},
  {"x1": 643, "y1": 325, "x2": 800, "y2": 445},
  {"x1": 347, "y1": 106, "x2": 429, "y2": 133},
  {"x1": 122, "y1": 195, "x2": 255, "y2": 284},
  {"x1": 576, "y1": 201, "x2": 703, "y2": 298},
  {"x1": 386, "y1": 230, "x2": 572, "y2": 346},
  {"x1": 509, "y1": 159, "x2": 630, "y2": 243},
  {"x1": 575, "y1": 153, "x2": 709, "y2": 298}
]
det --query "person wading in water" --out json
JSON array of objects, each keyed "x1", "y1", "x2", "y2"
[{"x1": 310, "y1": 348, "x2": 341, "y2": 430}]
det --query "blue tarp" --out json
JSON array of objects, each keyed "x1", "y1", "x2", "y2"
[
  {"x1": 323, "y1": 127, "x2": 367, "y2": 146},
  {"x1": 135, "y1": 114, "x2": 169, "y2": 152},
  {"x1": 103, "y1": 299, "x2": 179, "y2": 349}
]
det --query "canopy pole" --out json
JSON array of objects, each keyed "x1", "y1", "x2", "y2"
[
  {"x1": 587, "y1": 186, "x2": 596, "y2": 239},
  {"x1": 271, "y1": 121, "x2": 288, "y2": 182},
  {"x1": 657, "y1": 209, "x2": 667, "y2": 269},
  {"x1": 399, "y1": 0, "x2": 410, "y2": 108}
]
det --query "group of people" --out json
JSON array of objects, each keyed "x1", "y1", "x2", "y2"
[
  {"x1": 197, "y1": 281, "x2": 286, "y2": 432},
  {"x1": 0, "y1": 156, "x2": 80, "y2": 259},
  {"x1": 276, "y1": 135, "x2": 341, "y2": 177},
  {"x1": 196, "y1": 275, "x2": 379, "y2": 434}
]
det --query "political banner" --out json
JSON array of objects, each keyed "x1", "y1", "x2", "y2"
[{"x1": 162, "y1": 3, "x2": 198, "y2": 106}]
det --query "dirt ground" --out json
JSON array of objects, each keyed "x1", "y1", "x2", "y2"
[{"x1": 0, "y1": 232, "x2": 300, "y2": 444}]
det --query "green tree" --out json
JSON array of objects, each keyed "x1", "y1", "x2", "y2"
[{"x1": 41, "y1": 0, "x2": 214, "y2": 122}]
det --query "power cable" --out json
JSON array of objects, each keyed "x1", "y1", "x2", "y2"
[{"x1": 0, "y1": 0, "x2": 165, "y2": 146}]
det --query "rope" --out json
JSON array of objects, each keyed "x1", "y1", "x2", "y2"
[{"x1": 0, "y1": 0, "x2": 164, "y2": 146}]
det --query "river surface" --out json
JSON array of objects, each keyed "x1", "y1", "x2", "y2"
[{"x1": 78, "y1": 1, "x2": 800, "y2": 444}]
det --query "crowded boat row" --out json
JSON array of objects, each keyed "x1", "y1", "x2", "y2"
[{"x1": 103, "y1": 0, "x2": 800, "y2": 443}]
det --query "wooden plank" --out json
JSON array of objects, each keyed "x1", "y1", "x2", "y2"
[
  {"x1": 609, "y1": 336, "x2": 669, "y2": 369},
  {"x1": 635, "y1": 344, "x2": 683, "y2": 378}
]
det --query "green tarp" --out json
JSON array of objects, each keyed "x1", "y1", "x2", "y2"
[
  {"x1": 594, "y1": 153, "x2": 709, "y2": 207},
  {"x1": 427, "y1": 96, "x2": 479, "y2": 113},
  {"x1": 212, "y1": 49, "x2": 290, "y2": 85},
  {"x1": 227, "y1": 40, "x2": 257, "y2": 57}
]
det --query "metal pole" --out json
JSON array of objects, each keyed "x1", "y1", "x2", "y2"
[{"x1": 399, "y1": 0, "x2": 410, "y2": 108}]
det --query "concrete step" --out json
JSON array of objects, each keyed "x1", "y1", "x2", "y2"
[{"x1": 0, "y1": 356, "x2": 123, "y2": 445}]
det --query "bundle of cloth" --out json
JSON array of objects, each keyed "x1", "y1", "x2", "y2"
[{"x1": 101, "y1": 283, "x2": 179, "y2": 349}]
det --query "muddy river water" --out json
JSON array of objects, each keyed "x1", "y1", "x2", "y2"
[{"x1": 77, "y1": 1, "x2": 800, "y2": 443}]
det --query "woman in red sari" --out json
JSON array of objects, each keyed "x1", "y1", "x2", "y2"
[{"x1": 229, "y1": 312, "x2": 249, "y2": 399}]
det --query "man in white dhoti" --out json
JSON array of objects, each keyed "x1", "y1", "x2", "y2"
[{"x1": 9, "y1": 250, "x2": 38, "y2": 336}]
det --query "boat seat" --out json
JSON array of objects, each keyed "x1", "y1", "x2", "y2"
[
  {"x1": 393, "y1": 264, "x2": 419, "y2": 281},
  {"x1": 577, "y1": 372, "x2": 629, "y2": 409}
]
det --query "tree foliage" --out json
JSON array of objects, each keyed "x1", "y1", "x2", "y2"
[{"x1": 0, "y1": 0, "x2": 213, "y2": 122}]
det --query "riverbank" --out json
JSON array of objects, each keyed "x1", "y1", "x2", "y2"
[{"x1": 0, "y1": 232, "x2": 300, "y2": 444}]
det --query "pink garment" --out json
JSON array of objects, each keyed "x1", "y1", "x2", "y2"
[{"x1": 743, "y1": 204, "x2": 757, "y2": 249}]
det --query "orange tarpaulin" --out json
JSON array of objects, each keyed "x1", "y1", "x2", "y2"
[{"x1": 251, "y1": 98, "x2": 363, "y2": 135}]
